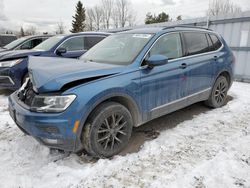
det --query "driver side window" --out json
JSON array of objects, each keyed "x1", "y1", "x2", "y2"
[
  {"x1": 149, "y1": 33, "x2": 183, "y2": 60},
  {"x1": 60, "y1": 37, "x2": 84, "y2": 51},
  {"x1": 18, "y1": 40, "x2": 32, "y2": 50}
]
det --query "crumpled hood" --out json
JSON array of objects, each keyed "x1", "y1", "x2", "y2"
[
  {"x1": 0, "y1": 49, "x2": 42, "y2": 61},
  {"x1": 28, "y1": 56, "x2": 124, "y2": 93}
]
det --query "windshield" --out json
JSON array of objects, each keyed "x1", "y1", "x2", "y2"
[
  {"x1": 34, "y1": 35, "x2": 64, "y2": 51},
  {"x1": 80, "y1": 33, "x2": 153, "y2": 65},
  {"x1": 4, "y1": 37, "x2": 26, "y2": 49}
]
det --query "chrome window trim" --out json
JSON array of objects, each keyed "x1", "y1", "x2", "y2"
[
  {"x1": 13, "y1": 37, "x2": 50, "y2": 50},
  {"x1": 140, "y1": 31, "x2": 224, "y2": 67},
  {"x1": 151, "y1": 87, "x2": 211, "y2": 112},
  {"x1": 0, "y1": 76, "x2": 15, "y2": 85},
  {"x1": 54, "y1": 35, "x2": 106, "y2": 54}
]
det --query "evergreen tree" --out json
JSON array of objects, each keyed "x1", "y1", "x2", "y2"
[
  {"x1": 157, "y1": 12, "x2": 169, "y2": 23},
  {"x1": 177, "y1": 15, "x2": 182, "y2": 21},
  {"x1": 71, "y1": 1, "x2": 86, "y2": 33},
  {"x1": 145, "y1": 12, "x2": 156, "y2": 24},
  {"x1": 145, "y1": 12, "x2": 169, "y2": 24},
  {"x1": 20, "y1": 27, "x2": 25, "y2": 37}
]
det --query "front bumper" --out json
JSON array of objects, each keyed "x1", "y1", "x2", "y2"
[
  {"x1": 8, "y1": 92, "x2": 81, "y2": 152},
  {"x1": 0, "y1": 67, "x2": 20, "y2": 90}
]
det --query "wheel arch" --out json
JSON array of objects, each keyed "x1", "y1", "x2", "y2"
[
  {"x1": 216, "y1": 70, "x2": 232, "y2": 86},
  {"x1": 76, "y1": 93, "x2": 142, "y2": 139}
]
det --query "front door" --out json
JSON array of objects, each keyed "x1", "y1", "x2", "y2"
[
  {"x1": 140, "y1": 33, "x2": 188, "y2": 121},
  {"x1": 57, "y1": 36, "x2": 86, "y2": 58}
]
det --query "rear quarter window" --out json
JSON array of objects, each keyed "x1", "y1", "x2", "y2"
[
  {"x1": 210, "y1": 34, "x2": 222, "y2": 50},
  {"x1": 183, "y1": 32, "x2": 210, "y2": 56}
]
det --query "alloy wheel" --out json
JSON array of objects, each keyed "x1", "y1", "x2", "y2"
[
  {"x1": 214, "y1": 79, "x2": 228, "y2": 105},
  {"x1": 97, "y1": 113, "x2": 128, "y2": 151}
]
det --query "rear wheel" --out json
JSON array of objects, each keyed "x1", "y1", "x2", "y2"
[
  {"x1": 82, "y1": 102, "x2": 133, "y2": 158},
  {"x1": 205, "y1": 75, "x2": 229, "y2": 108}
]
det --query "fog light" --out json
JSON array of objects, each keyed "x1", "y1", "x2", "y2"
[
  {"x1": 38, "y1": 126, "x2": 60, "y2": 134},
  {"x1": 42, "y1": 138, "x2": 62, "y2": 145}
]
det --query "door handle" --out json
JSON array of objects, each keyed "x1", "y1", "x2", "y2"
[
  {"x1": 214, "y1": 56, "x2": 218, "y2": 60},
  {"x1": 179, "y1": 63, "x2": 187, "y2": 69}
]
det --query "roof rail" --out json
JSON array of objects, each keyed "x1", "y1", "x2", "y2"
[{"x1": 162, "y1": 25, "x2": 212, "y2": 31}]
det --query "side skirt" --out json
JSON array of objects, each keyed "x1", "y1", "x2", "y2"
[{"x1": 150, "y1": 88, "x2": 211, "y2": 120}]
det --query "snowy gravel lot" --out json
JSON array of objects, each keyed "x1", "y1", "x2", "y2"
[{"x1": 0, "y1": 82, "x2": 250, "y2": 188}]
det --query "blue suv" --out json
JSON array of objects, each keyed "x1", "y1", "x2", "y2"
[
  {"x1": 0, "y1": 32, "x2": 109, "y2": 90},
  {"x1": 9, "y1": 26, "x2": 234, "y2": 158}
]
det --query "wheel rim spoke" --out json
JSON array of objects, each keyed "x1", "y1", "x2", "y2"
[
  {"x1": 117, "y1": 121, "x2": 127, "y2": 130},
  {"x1": 105, "y1": 118, "x2": 110, "y2": 129},
  {"x1": 112, "y1": 114, "x2": 116, "y2": 127},
  {"x1": 111, "y1": 136, "x2": 115, "y2": 149},
  {"x1": 98, "y1": 134, "x2": 110, "y2": 143},
  {"x1": 118, "y1": 130, "x2": 127, "y2": 135},
  {"x1": 114, "y1": 136, "x2": 122, "y2": 143},
  {"x1": 116, "y1": 115, "x2": 124, "y2": 125},
  {"x1": 104, "y1": 138, "x2": 110, "y2": 149},
  {"x1": 98, "y1": 129, "x2": 109, "y2": 134}
]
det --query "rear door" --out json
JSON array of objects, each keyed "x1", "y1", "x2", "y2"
[{"x1": 182, "y1": 32, "x2": 216, "y2": 95}]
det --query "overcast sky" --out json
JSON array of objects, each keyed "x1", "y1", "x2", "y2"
[{"x1": 0, "y1": 0, "x2": 250, "y2": 34}]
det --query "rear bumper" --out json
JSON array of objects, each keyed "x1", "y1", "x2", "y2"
[{"x1": 8, "y1": 92, "x2": 80, "y2": 152}]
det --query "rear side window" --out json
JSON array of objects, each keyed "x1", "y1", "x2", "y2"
[
  {"x1": 31, "y1": 38, "x2": 43, "y2": 48},
  {"x1": 149, "y1": 33, "x2": 183, "y2": 60},
  {"x1": 183, "y1": 32, "x2": 209, "y2": 56},
  {"x1": 18, "y1": 40, "x2": 33, "y2": 50},
  {"x1": 84, "y1": 36, "x2": 105, "y2": 50},
  {"x1": 210, "y1": 34, "x2": 222, "y2": 50},
  {"x1": 60, "y1": 37, "x2": 84, "y2": 51}
]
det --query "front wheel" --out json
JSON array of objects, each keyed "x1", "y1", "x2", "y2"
[
  {"x1": 205, "y1": 75, "x2": 229, "y2": 108},
  {"x1": 82, "y1": 102, "x2": 133, "y2": 158}
]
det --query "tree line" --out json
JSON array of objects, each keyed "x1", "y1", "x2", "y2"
[
  {"x1": 1, "y1": 0, "x2": 243, "y2": 36},
  {"x1": 70, "y1": 0, "x2": 242, "y2": 32},
  {"x1": 71, "y1": 0, "x2": 135, "y2": 33}
]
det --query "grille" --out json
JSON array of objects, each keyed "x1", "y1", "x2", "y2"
[{"x1": 0, "y1": 76, "x2": 14, "y2": 85}]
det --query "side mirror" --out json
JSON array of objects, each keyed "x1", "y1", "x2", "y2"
[
  {"x1": 56, "y1": 47, "x2": 67, "y2": 55},
  {"x1": 145, "y1": 55, "x2": 168, "y2": 68}
]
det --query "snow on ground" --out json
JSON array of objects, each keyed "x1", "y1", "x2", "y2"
[{"x1": 0, "y1": 82, "x2": 250, "y2": 188}]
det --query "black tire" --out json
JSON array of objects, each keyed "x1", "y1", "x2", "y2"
[
  {"x1": 205, "y1": 75, "x2": 229, "y2": 108},
  {"x1": 82, "y1": 102, "x2": 133, "y2": 158}
]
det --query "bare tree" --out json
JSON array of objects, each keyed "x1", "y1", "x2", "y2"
[
  {"x1": 101, "y1": 0, "x2": 113, "y2": 29},
  {"x1": 86, "y1": 8, "x2": 95, "y2": 31},
  {"x1": 112, "y1": 5, "x2": 120, "y2": 28},
  {"x1": 127, "y1": 12, "x2": 136, "y2": 27},
  {"x1": 208, "y1": 0, "x2": 242, "y2": 16},
  {"x1": 56, "y1": 21, "x2": 65, "y2": 34},
  {"x1": 25, "y1": 26, "x2": 37, "y2": 35},
  {"x1": 115, "y1": 0, "x2": 134, "y2": 27},
  {"x1": 91, "y1": 6, "x2": 103, "y2": 30}
]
